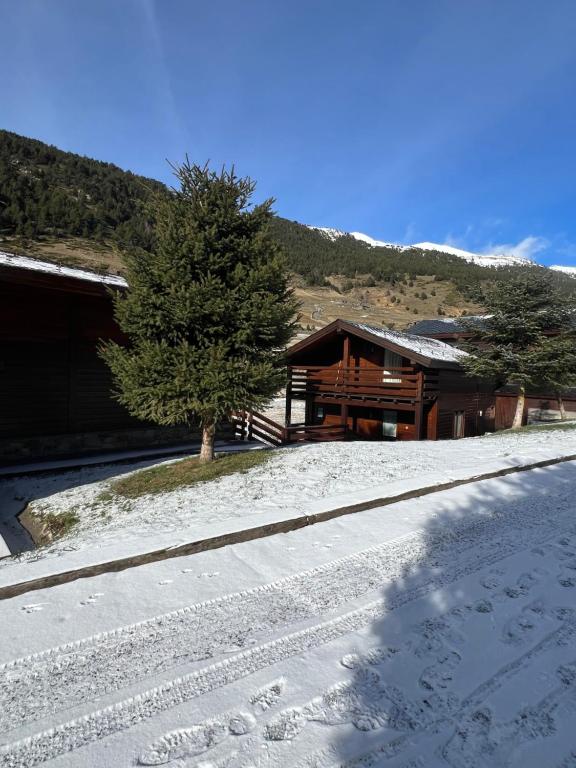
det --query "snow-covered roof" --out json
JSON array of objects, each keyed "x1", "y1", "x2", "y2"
[
  {"x1": 0, "y1": 251, "x2": 128, "y2": 288},
  {"x1": 407, "y1": 316, "x2": 488, "y2": 337},
  {"x1": 347, "y1": 321, "x2": 468, "y2": 364}
]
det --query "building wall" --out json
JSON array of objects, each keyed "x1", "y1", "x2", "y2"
[
  {"x1": 496, "y1": 393, "x2": 576, "y2": 429},
  {"x1": 436, "y1": 371, "x2": 496, "y2": 439},
  {"x1": 0, "y1": 275, "x2": 215, "y2": 462}
]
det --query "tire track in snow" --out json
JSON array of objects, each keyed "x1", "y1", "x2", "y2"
[
  {"x1": 2, "y1": 523, "x2": 575, "y2": 765},
  {"x1": 2, "y1": 499, "x2": 571, "y2": 732},
  {"x1": 2, "y1": 501, "x2": 574, "y2": 734}
]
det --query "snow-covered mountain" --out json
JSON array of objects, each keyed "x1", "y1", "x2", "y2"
[
  {"x1": 550, "y1": 265, "x2": 576, "y2": 278},
  {"x1": 306, "y1": 225, "x2": 537, "y2": 269},
  {"x1": 306, "y1": 225, "x2": 410, "y2": 251},
  {"x1": 349, "y1": 231, "x2": 408, "y2": 250},
  {"x1": 412, "y1": 241, "x2": 533, "y2": 268}
]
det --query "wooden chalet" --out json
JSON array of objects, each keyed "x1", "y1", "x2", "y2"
[
  {"x1": 0, "y1": 252, "x2": 200, "y2": 464},
  {"x1": 283, "y1": 319, "x2": 496, "y2": 441},
  {"x1": 408, "y1": 317, "x2": 576, "y2": 428}
]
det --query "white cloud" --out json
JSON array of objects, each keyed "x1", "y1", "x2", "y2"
[{"x1": 482, "y1": 236, "x2": 549, "y2": 260}]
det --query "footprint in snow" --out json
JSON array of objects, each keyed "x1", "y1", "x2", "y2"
[
  {"x1": 501, "y1": 601, "x2": 547, "y2": 645},
  {"x1": 138, "y1": 712, "x2": 255, "y2": 764},
  {"x1": 250, "y1": 678, "x2": 286, "y2": 712},
  {"x1": 79, "y1": 593, "x2": 104, "y2": 606},
  {"x1": 341, "y1": 646, "x2": 399, "y2": 669},
  {"x1": 558, "y1": 571, "x2": 576, "y2": 588},
  {"x1": 419, "y1": 650, "x2": 461, "y2": 691},
  {"x1": 157, "y1": 580, "x2": 173, "y2": 586},
  {"x1": 20, "y1": 603, "x2": 47, "y2": 614},
  {"x1": 480, "y1": 572, "x2": 502, "y2": 590}
]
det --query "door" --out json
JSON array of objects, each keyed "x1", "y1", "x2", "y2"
[
  {"x1": 453, "y1": 410, "x2": 465, "y2": 439},
  {"x1": 382, "y1": 409, "x2": 397, "y2": 438}
]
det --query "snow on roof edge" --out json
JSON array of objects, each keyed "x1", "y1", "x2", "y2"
[
  {"x1": 347, "y1": 320, "x2": 468, "y2": 364},
  {"x1": 0, "y1": 250, "x2": 128, "y2": 288}
]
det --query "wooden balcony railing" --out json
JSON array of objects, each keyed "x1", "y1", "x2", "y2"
[
  {"x1": 288, "y1": 365, "x2": 438, "y2": 401},
  {"x1": 232, "y1": 411, "x2": 349, "y2": 445}
]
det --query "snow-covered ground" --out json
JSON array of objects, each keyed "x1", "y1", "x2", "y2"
[
  {"x1": 1, "y1": 459, "x2": 576, "y2": 766},
  {"x1": 2, "y1": 427, "x2": 576, "y2": 584}
]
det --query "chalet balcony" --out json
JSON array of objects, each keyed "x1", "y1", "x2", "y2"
[{"x1": 287, "y1": 365, "x2": 439, "y2": 402}]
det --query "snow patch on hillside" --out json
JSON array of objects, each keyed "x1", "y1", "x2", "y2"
[
  {"x1": 413, "y1": 241, "x2": 534, "y2": 268},
  {"x1": 305, "y1": 224, "x2": 542, "y2": 268},
  {"x1": 349, "y1": 231, "x2": 408, "y2": 250},
  {"x1": 550, "y1": 265, "x2": 576, "y2": 277},
  {"x1": 305, "y1": 225, "x2": 348, "y2": 241}
]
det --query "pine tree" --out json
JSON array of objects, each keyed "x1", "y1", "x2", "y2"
[
  {"x1": 100, "y1": 160, "x2": 299, "y2": 462},
  {"x1": 530, "y1": 335, "x2": 576, "y2": 420},
  {"x1": 462, "y1": 274, "x2": 576, "y2": 428}
]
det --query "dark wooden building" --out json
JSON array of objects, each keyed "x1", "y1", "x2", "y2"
[
  {"x1": 285, "y1": 319, "x2": 495, "y2": 441},
  {"x1": 0, "y1": 252, "x2": 196, "y2": 464},
  {"x1": 408, "y1": 316, "x2": 576, "y2": 428}
]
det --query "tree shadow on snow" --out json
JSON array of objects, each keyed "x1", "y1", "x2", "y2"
[{"x1": 319, "y1": 461, "x2": 576, "y2": 768}]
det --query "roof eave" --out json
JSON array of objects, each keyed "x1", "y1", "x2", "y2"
[{"x1": 286, "y1": 318, "x2": 464, "y2": 369}]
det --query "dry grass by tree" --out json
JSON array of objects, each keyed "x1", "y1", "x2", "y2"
[{"x1": 108, "y1": 449, "x2": 272, "y2": 499}]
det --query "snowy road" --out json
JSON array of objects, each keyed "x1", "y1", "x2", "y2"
[{"x1": 1, "y1": 460, "x2": 576, "y2": 767}]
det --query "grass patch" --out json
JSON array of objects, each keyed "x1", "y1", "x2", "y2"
[
  {"x1": 40, "y1": 510, "x2": 79, "y2": 538},
  {"x1": 20, "y1": 509, "x2": 80, "y2": 546},
  {"x1": 109, "y1": 449, "x2": 272, "y2": 499}
]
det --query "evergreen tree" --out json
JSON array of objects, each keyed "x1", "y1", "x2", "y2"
[
  {"x1": 462, "y1": 274, "x2": 576, "y2": 428},
  {"x1": 530, "y1": 335, "x2": 576, "y2": 420},
  {"x1": 100, "y1": 161, "x2": 299, "y2": 462}
]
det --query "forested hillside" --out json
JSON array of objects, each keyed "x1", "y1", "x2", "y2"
[
  {"x1": 0, "y1": 129, "x2": 165, "y2": 251},
  {"x1": 1, "y1": 129, "x2": 574, "y2": 327},
  {"x1": 268, "y1": 217, "x2": 573, "y2": 300}
]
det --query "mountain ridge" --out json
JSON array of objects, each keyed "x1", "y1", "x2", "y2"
[
  {"x1": 305, "y1": 225, "x2": 544, "y2": 270},
  {"x1": 2, "y1": 128, "x2": 576, "y2": 324}
]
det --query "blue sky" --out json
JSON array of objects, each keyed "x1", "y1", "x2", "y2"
[{"x1": 3, "y1": 0, "x2": 576, "y2": 265}]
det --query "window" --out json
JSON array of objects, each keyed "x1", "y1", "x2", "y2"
[{"x1": 383, "y1": 349, "x2": 403, "y2": 384}]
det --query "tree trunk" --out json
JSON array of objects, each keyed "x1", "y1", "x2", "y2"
[
  {"x1": 511, "y1": 386, "x2": 525, "y2": 429},
  {"x1": 557, "y1": 392, "x2": 567, "y2": 421},
  {"x1": 199, "y1": 421, "x2": 216, "y2": 463}
]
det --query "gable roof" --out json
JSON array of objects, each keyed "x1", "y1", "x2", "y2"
[{"x1": 287, "y1": 319, "x2": 467, "y2": 368}]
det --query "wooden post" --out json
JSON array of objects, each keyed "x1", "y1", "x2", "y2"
[
  {"x1": 285, "y1": 368, "x2": 293, "y2": 427},
  {"x1": 427, "y1": 400, "x2": 439, "y2": 440},
  {"x1": 343, "y1": 335, "x2": 350, "y2": 366},
  {"x1": 415, "y1": 370, "x2": 424, "y2": 440},
  {"x1": 247, "y1": 411, "x2": 253, "y2": 441},
  {"x1": 341, "y1": 335, "x2": 351, "y2": 427}
]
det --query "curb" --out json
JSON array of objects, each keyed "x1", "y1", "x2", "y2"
[{"x1": 1, "y1": 451, "x2": 575, "y2": 601}]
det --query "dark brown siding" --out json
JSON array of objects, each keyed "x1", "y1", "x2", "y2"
[
  {"x1": 436, "y1": 371, "x2": 495, "y2": 439},
  {"x1": 0, "y1": 276, "x2": 138, "y2": 441}
]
